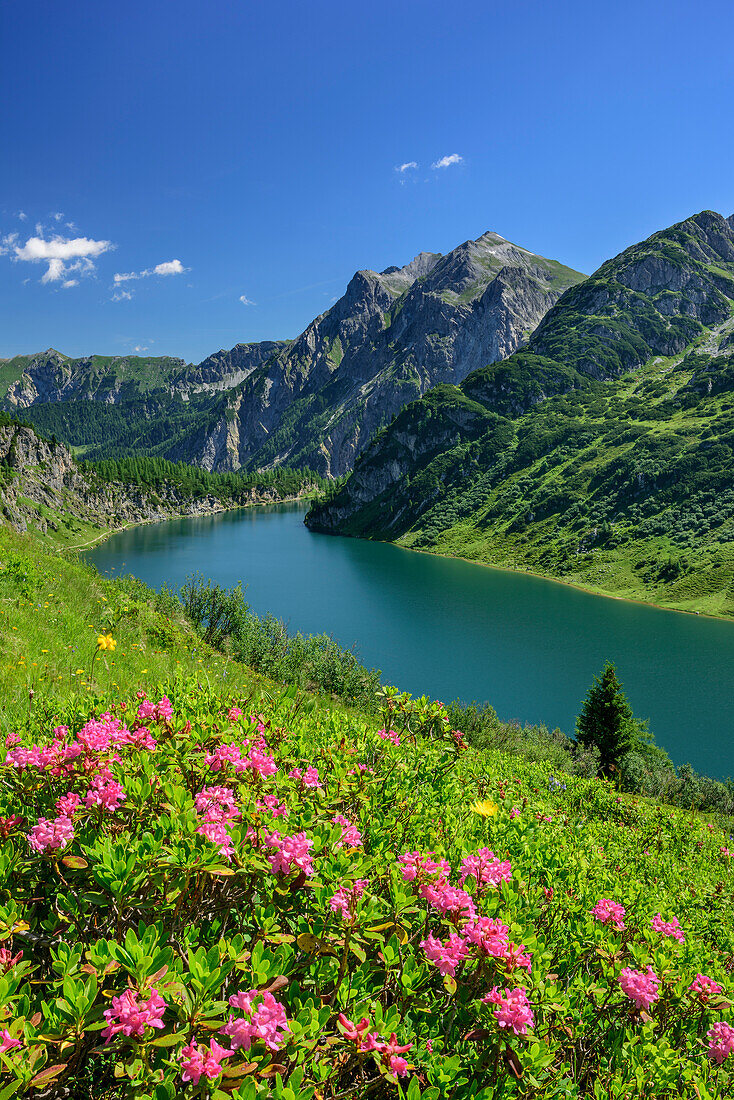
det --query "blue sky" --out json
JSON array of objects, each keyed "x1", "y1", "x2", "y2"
[{"x1": 2, "y1": 0, "x2": 733, "y2": 364}]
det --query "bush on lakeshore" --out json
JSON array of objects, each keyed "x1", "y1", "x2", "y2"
[{"x1": 179, "y1": 575, "x2": 381, "y2": 707}]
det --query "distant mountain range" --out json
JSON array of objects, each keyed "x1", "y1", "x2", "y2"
[
  {"x1": 307, "y1": 210, "x2": 734, "y2": 615},
  {"x1": 0, "y1": 230, "x2": 583, "y2": 475}
]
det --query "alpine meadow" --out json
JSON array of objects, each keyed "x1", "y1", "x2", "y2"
[{"x1": 3, "y1": 3, "x2": 734, "y2": 1097}]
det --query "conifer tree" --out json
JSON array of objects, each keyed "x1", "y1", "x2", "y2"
[{"x1": 576, "y1": 662, "x2": 637, "y2": 777}]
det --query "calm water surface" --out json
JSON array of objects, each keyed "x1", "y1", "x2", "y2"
[{"x1": 86, "y1": 503, "x2": 734, "y2": 778}]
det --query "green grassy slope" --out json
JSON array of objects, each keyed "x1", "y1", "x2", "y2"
[{"x1": 1, "y1": 528, "x2": 733, "y2": 1097}]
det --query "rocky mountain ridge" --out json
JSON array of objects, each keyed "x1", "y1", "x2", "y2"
[
  {"x1": 164, "y1": 231, "x2": 583, "y2": 476},
  {"x1": 305, "y1": 210, "x2": 734, "y2": 614},
  {"x1": 0, "y1": 229, "x2": 583, "y2": 476}
]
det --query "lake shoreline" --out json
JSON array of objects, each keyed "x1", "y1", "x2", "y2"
[
  {"x1": 85, "y1": 501, "x2": 734, "y2": 778},
  {"x1": 389, "y1": 539, "x2": 734, "y2": 625},
  {"x1": 64, "y1": 493, "x2": 316, "y2": 553}
]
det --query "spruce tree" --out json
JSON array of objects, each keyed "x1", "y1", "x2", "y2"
[{"x1": 576, "y1": 662, "x2": 637, "y2": 778}]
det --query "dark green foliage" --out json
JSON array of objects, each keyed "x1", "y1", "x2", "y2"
[
  {"x1": 83, "y1": 455, "x2": 328, "y2": 503},
  {"x1": 575, "y1": 662, "x2": 638, "y2": 777}
]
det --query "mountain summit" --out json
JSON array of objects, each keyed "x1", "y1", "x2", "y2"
[{"x1": 306, "y1": 210, "x2": 734, "y2": 613}]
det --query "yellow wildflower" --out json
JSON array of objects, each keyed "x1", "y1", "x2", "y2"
[
  {"x1": 471, "y1": 799, "x2": 499, "y2": 817},
  {"x1": 96, "y1": 634, "x2": 116, "y2": 652}
]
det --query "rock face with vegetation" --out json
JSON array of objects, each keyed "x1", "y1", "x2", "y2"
[
  {"x1": 307, "y1": 211, "x2": 734, "y2": 616},
  {"x1": 0, "y1": 419, "x2": 321, "y2": 540},
  {"x1": 0, "y1": 233, "x2": 583, "y2": 476},
  {"x1": 167, "y1": 233, "x2": 583, "y2": 476}
]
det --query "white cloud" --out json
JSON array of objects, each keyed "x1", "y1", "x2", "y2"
[
  {"x1": 239, "y1": 294, "x2": 255, "y2": 305},
  {"x1": 17, "y1": 211, "x2": 27, "y2": 221},
  {"x1": 153, "y1": 258, "x2": 185, "y2": 275},
  {"x1": 42, "y1": 258, "x2": 66, "y2": 284},
  {"x1": 396, "y1": 161, "x2": 418, "y2": 173},
  {"x1": 0, "y1": 232, "x2": 19, "y2": 256},
  {"x1": 112, "y1": 258, "x2": 188, "y2": 286},
  {"x1": 62, "y1": 278, "x2": 78, "y2": 288},
  {"x1": 132, "y1": 344, "x2": 150, "y2": 353},
  {"x1": 111, "y1": 289, "x2": 133, "y2": 302},
  {"x1": 52, "y1": 212, "x2": 64, "y2": 222},
  {"x1": 13, "y1": 233, "x2": 113, "y2": 284},
  {"x1": 432, "y1": 153, "x2": 463, "y2": 169},
  {"x1": 15, "y1": 235, "x2": 112, "y2": 262}
]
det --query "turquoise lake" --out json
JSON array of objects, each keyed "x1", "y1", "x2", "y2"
[{"x1": 85, "y1": 502, "x2": 734, "y2": 779}]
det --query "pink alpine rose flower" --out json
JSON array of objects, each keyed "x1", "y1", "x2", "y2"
[
  {"x1": 690, "y1": 973, "x2": 725, "y2": 1004},
  {"x1": 618, "y1": 967, "x2": 661, "y2": 1012},
  {"x1": 651, "y1": 913, "x2": 685, "y2": 943},
  {"x1": 591, "y1": 898, "x2": 626, "y2": 931},
  {"x1": 179, "y1": 1039, "x2": 232, "y2": 1084},
  {"x1": 482, "y1": 986, "x2": 534, "y2": 1036},
  {"x1": 102, "y1": 988, "x2": 166, "y2": 1041},
  {"x1": 223, "y1": 990, "x2": 290, "y2": 1051},
  {"x1": 707, "y1": 1021, "x2": 734, "y2": 1064}
]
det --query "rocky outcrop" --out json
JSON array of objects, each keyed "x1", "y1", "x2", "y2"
[
  {"x1": 165, "y1": 232, "x2": 584, "y2": 475},
  {"x1": 0, "y1": 424, "x2": 302, "y2": 537}
]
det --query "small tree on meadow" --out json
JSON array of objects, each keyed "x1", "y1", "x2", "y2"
[{"x1": 575, "y1": 662, "x2": 637, "y2": 778}]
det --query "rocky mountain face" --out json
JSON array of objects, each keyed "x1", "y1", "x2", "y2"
[
  {"x1": 0, "y1": 423, "x2": 229, "y2": 536},
  {"x1": 306, "y1": 210, "x2": 734, "y2": 567},
  {"x1": 164, "y1": 232, "x2": 583, "y2": 476},
  {"x1": 0, "y1": 231, "x2": 582, "y2": 476}
]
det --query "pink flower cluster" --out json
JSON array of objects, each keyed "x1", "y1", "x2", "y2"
[
  {"x1": 377, "y1": 728, "x2": 401, "y2": 746},
  {"x1": 398, "y1": 850, "x2": 450, "y2": 883},
  {"x1": 458, "y1": 848, "x2": 512, "y2": 890},
  {"x1": 707, "y1": 1021, "x2": 734, "y2": 1064},
  {"x1": 84, "y1": 770, "x2": 125, "y2": 812},
  {"x1": 482, "y1": 986, "x2": 534, "y2": 1036},
  {"x1": 255, "y1": 794, "x2": 288, "y2": 818},
  {"x1": 228, "y1": 706, "x2": 244, "y2": 722},
  {"x1": 332, "y1": 814, "x2": 363, "y2": 848},
  {"x1": 179, "y1": 1039, "x2": 232, "y2": 1084},
  {"x1": 28, "y1": 815, "x2": 74, "y2": 854},
  {"x1": 222, "y1": 990, "x2": 290, "y2": 1051},
  {"x1": 421, "y1": 932, "x2": 470, "y2": 976},
  {"x1": 651, "y1": 913, "x2": 685, "y2": 943},
  {"x1": 265, "y1": 831, "x2": 314, "y2": 877},
  {"x1": 338, "y1": 1014, "x2": 413, "y2": 1077},
  {"x1": 0, "y1": 949, "x2": 22, "y2": 973},
  {"x1": 591, "y1": 898, "x2": 626, "y2": 931},
  {"x1": 203, "y1": 739, "x2": 277, "y2": 778},
  {"x1": 330, "y1": 879, "x2": 368, "y2": 921},
  {"x1": 421, "y1": 916, "x2": 531, "y2": 978},
  {"x1": 288, "y1": 765, "x2": 323, "y2": 789},
  {"x1": 101, "y1": 988, "x2": 166, "y2": 1042},
  {"x1": 618, "y1": 967, "x2": 661, "y2": 1012},
  {"x1": 689, "y1": 973, "x2": 724, "y2": 1004},
  {"x1": 135, "y1": 696, "x2": 172, "y2": 725},
  {"x1": 195, "y1": 785, "x2": 241, "y2": 859}
]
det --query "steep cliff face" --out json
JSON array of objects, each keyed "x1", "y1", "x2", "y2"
[
  {"x1": 0, "y1": 424, "x2": 228, "y2": 536},
  {"x1": 307, "y1": 210, "x2": 734, "y2": 546},
  {"x1": 164, "y1": 232, "x2": 583, "y2": 475}
]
